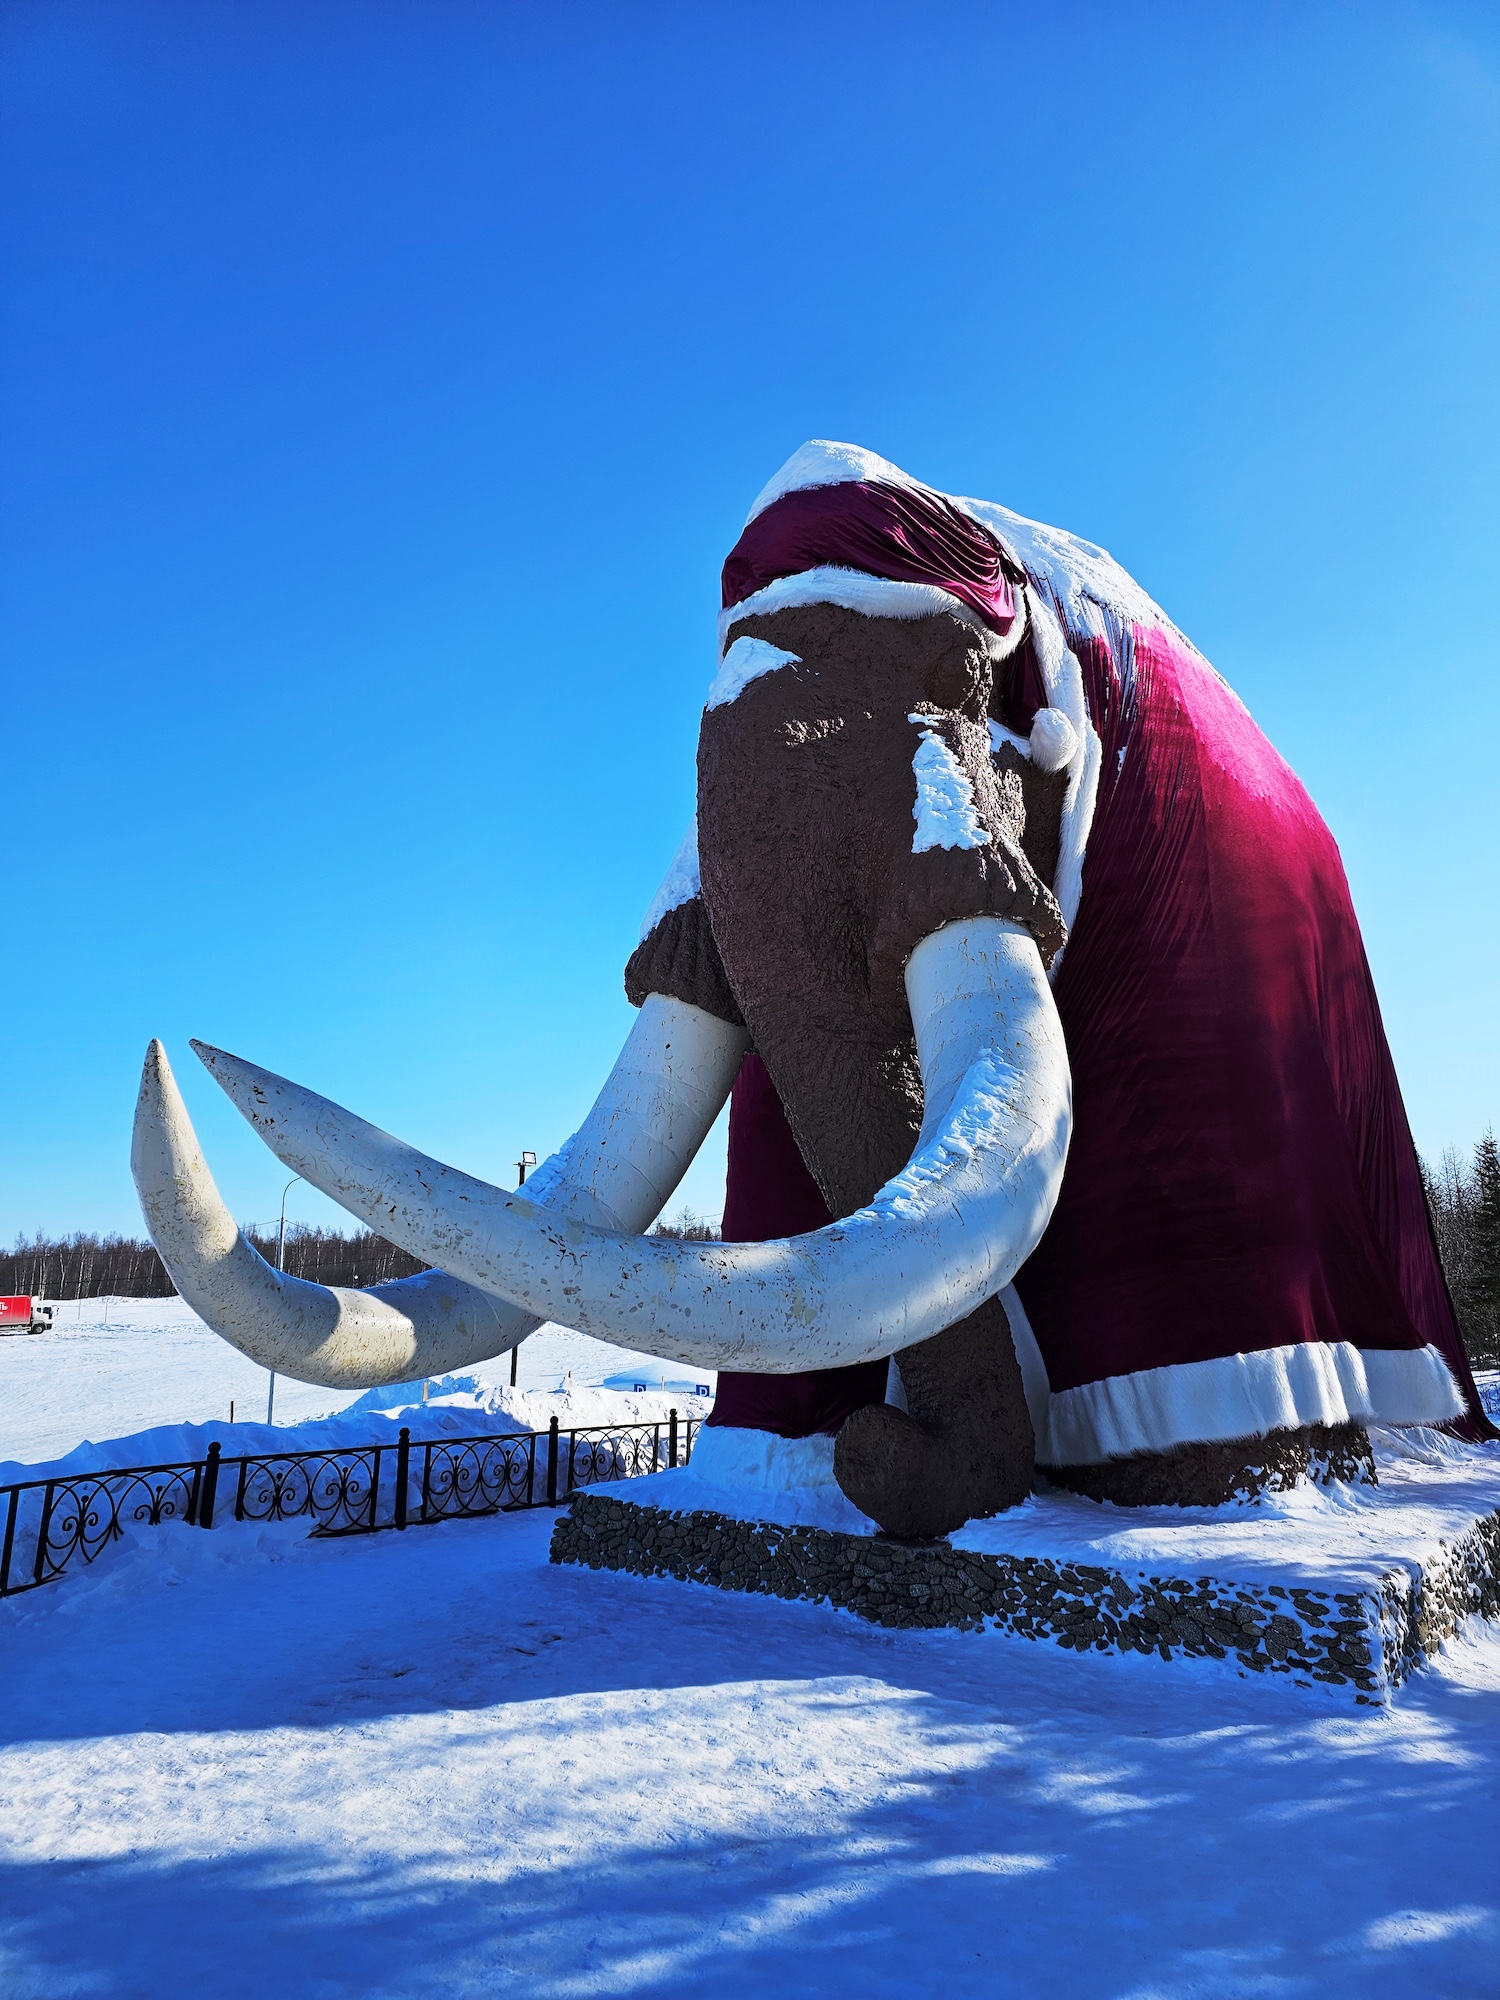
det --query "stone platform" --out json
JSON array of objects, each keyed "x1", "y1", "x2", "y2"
[{"x1": 549, "y1": 1426, "x2": 1500, "y2": 1704}]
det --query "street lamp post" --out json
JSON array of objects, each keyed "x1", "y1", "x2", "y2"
[
  {"x1": 511, "y1": 1152, "x2": 536, "y2": 1388},
  {"x1": 268, "y1": 1174, "x2": 301, "y2": 1424}
]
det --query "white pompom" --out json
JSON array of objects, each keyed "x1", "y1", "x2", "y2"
[{"x1": 1027, "y1": 707, "x2": 1079, "y2": 773}]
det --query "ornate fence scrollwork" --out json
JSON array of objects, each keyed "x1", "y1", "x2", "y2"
[
  {"x1": 234, "y1": 1445, "x2": 385, "y2": 1535},
  {"x1": 0, "y1": 1412, "x2": 699, "y2": 1599},
  {"x1": 0, "y1": 1462, "x2": 203, "y2": 1598},
  {"x1": 564, "y1": 1423, "x2": 664, "y2": 1494},
  {"x1": 417, "y1": 1431, "x2": 538, "y2": 1523}
]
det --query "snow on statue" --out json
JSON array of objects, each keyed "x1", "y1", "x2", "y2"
[{"x1": 131, "y1": 441, "x2": 1494, "y2": 1538}]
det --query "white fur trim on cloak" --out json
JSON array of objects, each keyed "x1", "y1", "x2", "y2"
[
  {"x1": 719, "y1": 567, "x2": 1028, "y2": 663},
  {"x1": 1029, "y1": 1338, "x2": 1465, "y2": 1468}
]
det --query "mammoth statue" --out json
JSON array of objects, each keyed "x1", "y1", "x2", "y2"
[{"x1": 133, "y1": 440, "x2": 1492, "y2": 1538}]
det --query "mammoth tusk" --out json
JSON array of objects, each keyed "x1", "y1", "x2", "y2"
[
  {"x1": 133, "y1": 994, "x2": 750, "y2": 1389},
  {"x1": 514, "y1": 994, "x2": 751, "y2": 1234},
  {"x1": 131, "y1": 1040, "x2": 530, "y2": 1388},
  {"x1": 195, "y1": 917, "x2": 1072, "y2": 1373}
]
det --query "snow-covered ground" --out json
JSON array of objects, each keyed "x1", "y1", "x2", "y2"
[
  {"x1": 2, "y1": 1306, "x2": 1497, "y2": 1994},
  {"x1": 0, "y1": 1297, "x2": 715, "y2": 1481},
  {"x1": 1, "y1": 1492, "x2": 1498, "y2": 1996}
]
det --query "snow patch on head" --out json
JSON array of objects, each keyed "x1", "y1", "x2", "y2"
[
  {"x1": 706, "y1": 635, "x2": 801, "y2": 711},
  {"x1": 638, "y1": 818, "x2": 701, "y2": 940},
  {"x1": 910, "y1": 717, "x2": 988, "y2": 854},
  {"x1": 745, "y1": 439, "x2": 926, "y2": 526},
  {"x1": 748, "y1": 447, "x2": 1187, "y2": 686}
]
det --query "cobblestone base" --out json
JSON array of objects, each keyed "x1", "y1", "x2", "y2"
[
  {"x1": 1377, "y1": 1507, "x2": 1500, "y2": 1683},
  {"x1": 550, "y1": 1490, "x2": 1500, "y2": 1703},
  {"x1": 1043, "y1": 1420, "x2": 1375, "y2": 1508}
]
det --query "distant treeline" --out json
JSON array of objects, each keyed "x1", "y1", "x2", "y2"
[
  {"x1": 1422, "y1": 1133, "x2": 1500, "y2": 1371},
  {"x1": 0, "y1": 1212, "x2": 715, "y2": 1303},
  {"x1": 7, "y1": 1155, "x2": 1494, "y2": 1379},
  {"x1": 1, "y1": 1225, "x2": 428, "y2": 1301}
]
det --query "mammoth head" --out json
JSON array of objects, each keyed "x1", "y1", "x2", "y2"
[{"x1": 696, "y1": 600, "x2": 1070, "y2": 1223}]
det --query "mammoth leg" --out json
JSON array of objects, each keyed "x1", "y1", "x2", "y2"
[{"x1": 833, "y1": 1293, "x2": 1034, "y2": 1539}]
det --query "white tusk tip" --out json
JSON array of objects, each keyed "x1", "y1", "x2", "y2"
[
  {"x1": 191, "y1": 1041, "x2": 254, "y2": 1095},
  {"x1": 136, "y1": 1039, "x2": 176, "y2": 1113}
]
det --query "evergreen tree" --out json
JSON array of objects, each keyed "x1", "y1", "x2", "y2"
[
  {"x1": 1417, "y1": 1142, "x2": 1494, "y2": 1370},
  {"x1": 1471, "y1": 1129, "x2": 1500, "y2": 1357}
]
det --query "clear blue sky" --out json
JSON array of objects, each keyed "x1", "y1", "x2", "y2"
[{"x1": 3, "y1": 0, "x2": 1497, "y2": 1243}]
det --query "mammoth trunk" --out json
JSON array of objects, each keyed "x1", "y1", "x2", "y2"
[{"x1": 689, "y1": 602, "x2": 1072, "y2": 1532}]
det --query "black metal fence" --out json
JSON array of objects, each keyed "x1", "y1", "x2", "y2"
[{"x1": 0, "y1": 1410, "x2": 699, "y2": 1601}]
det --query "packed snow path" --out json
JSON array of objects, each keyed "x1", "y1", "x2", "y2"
[{"x1": 2, "y1": 1503, "x2": 1497, "y2": 1996}]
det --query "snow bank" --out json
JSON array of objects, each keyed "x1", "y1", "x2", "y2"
[
  {"x1": 632, "y1": 1426, "x2": 878, "y2": 1534},
  {"x1": 0, "y1": 1295, "x2": 714, "y2": 1483}
]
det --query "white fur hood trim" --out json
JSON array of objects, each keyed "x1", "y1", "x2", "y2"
[{"x1": 719, "y1": 566, "x2": 1026, "y2": 662}]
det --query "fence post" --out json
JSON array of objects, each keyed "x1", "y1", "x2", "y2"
[
  {"x1": 199, "y1": 1442, "x2": 221, "y2": 1529},
  {"x1": 33, "y1": 1482, "x2": 56, "y2": 1584},
  {"x1": 0, "y1": 1486, "x2": 18, "y2": 1597},
  {"x1": 546, "y1": 1415, "x2": 559, "y2": 1506},
  {"x1": 395, "y1": 1427, "x2": 410, "y2": 1530},
  {"x1": 669, "y1": 1408, "x2": 678, "y2": 1470}
]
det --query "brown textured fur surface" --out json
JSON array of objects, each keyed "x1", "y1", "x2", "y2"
[
  {"x1": 1003, "y1": 743, "x2": 1067, "y2": 891},
  {"x1": 834, "y1": 1295, "x2": 1036, "y2": 1539},
  {"x1": 698, "y1": 603, "x2": 1062, "y2": 1220},
  {"x1": 1044, "y1": 1421, "x2": 1377, "y2": 1508},
  {"x1": 688, "y1": 604, "x2": 1066, "y2": 1533},
  {"x1": 624, "y1": 897, "x2": 744, "y2": 1027}
]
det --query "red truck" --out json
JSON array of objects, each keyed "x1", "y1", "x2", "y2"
[{"x1": 0, "y1": 1296, "x2": 55, "y2": 1336}]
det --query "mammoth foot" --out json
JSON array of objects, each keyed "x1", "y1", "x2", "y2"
[
  {"x1": 833, "y1": 1294, "x2": 1035, "y2": 1539},
  {"x1": 1044, "y1": 1420, "x2": 1376, "y2": 1509}
]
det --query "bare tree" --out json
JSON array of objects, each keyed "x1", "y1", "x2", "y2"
[
  {"x1": 651, "y1": 1207, "x2": 719, "y2": 1241},
  {"x1": 1, "y1": 1225, "x2": 428, "y2": 1306}
]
